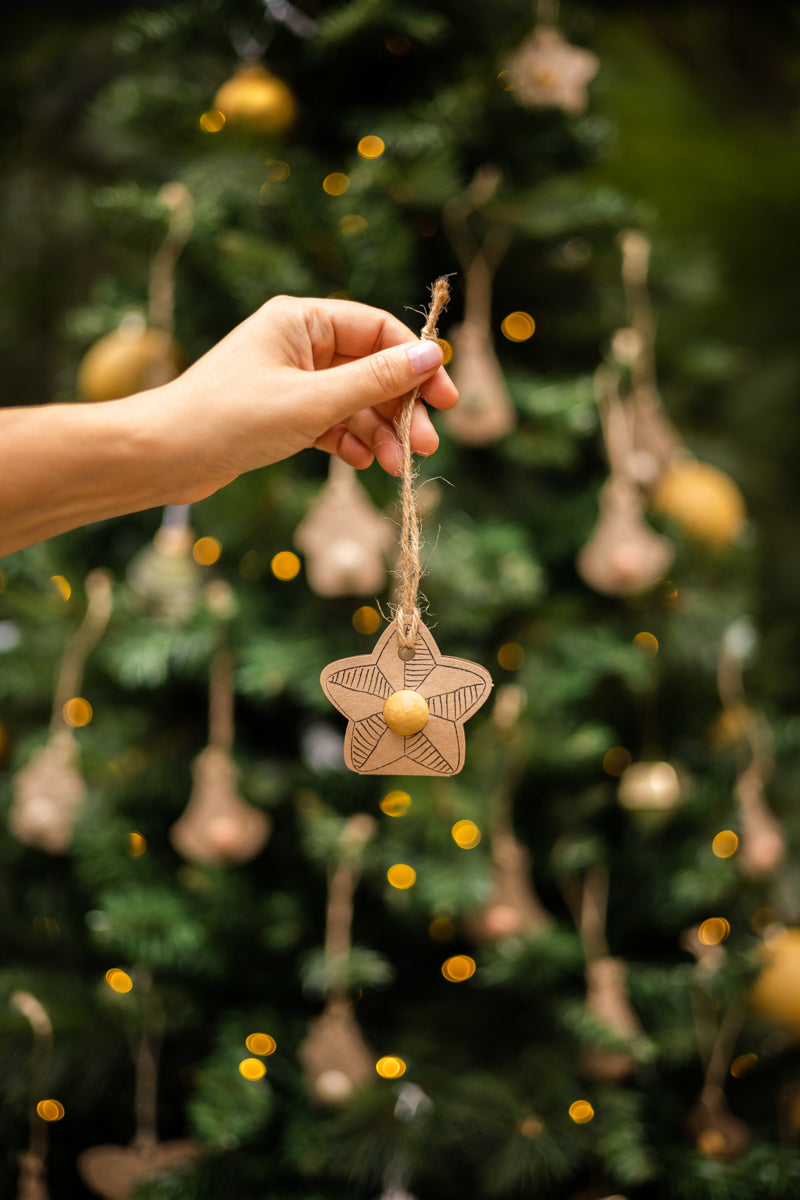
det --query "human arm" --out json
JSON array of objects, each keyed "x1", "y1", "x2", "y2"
[{"x1": 0, "y1": 295, "x2": 457, "y2": 557}]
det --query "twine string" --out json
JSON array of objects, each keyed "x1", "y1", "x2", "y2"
[{"x1": 394, "y1": 277, "x2": 451, "y2": 655}]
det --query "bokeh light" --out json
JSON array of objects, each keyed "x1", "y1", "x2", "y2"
[
  {"x1": 501, "y1": 311, "x2": 536, "y2": 342},
  {"x1": 246, "y1": 1032, "x2": 277, "y2": 1056},
  {"x1": 603, "y1": 746, "x2": 632, "y2": 776},
  {"x1": 339, "y1": 214, "x2": 368, "y2": 236},
  {"x1": 50, "y1": 574, "x2": 71, "y2": 601},
  {"x1": 730, "y1": 1052, "x2": 758, "y2": 1078},
  {"x1": 239, "y1": 1057, "x2": 267, "y2": 1081},
  {"x1": 105, "y1": 968, "x2": 133, "y2": 994},
  {"x1": 264, "y1": 159, "x2": 290, "y2": 182},
  {"x1": 712, "y1": 830, "x2": 739, "y2": 858},
  {"x1": 323, "y1": 172, "x2": 350, "y2": 196},
  {"x1": 379, "y1": 790, "x2": 412, "y2": 817},
  {"x1": 0, "y1": 570, "x2": 6, "y2": 594},
  {"x1": 385, "y1": 34, "x2": 411, "y2": 54},
  {"x1": 199, "y1": 109, "x2": 226, "y2": 133},
  {"x1": 441, "y1": 955, "x2": 476, "y2": 982},
  {"x1": 438, "y1": 337, "x2": 453, "y2": 365},
  {"x1": 127, "y1": 831, "x2": 147, "y2": 857},
  {"x1": 387, "y1": 863, "x2": 417, "y2": 889},
  {"x1": 428, "y1": 917, "x2": 456, "y2": 942},
  {"x1": 698, "y1": 917, "x2": 731, "y2": 946},
  {"x1": 271, "y1": 551, "x2": 301, "y2": 581},
  {"x1": 451, "y1": 819, "x2": 481, "y2": 849},
  {"x1": 568, "y1": 1099, "x2": 595, "y2": 1124},
  {"x1": 36, "y1": 1099, "x2": 65, "y2": 1122},
  {"x1": 633, "y1": 631, "x2": 659, "y2": 657},
  {"x1": 63, "y1": 697, "x2": 93, "y2": 728},
  {"x1": 193, "y1": 536, "x2": 221, "y2": 565},
  {"x1": 497, "y1": 642, "x2": 525, "y2": 671},
  {"x1": 375, "y1": 1055, "x2": 406, "y2": 1078},
  {"x1": 358, "y1": 135, "x2": 385, "y2": 158},
  {"x1": 353, "y1": 605, "x2": 381, "y2": 635}
]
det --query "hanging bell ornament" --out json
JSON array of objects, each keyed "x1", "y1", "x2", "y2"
[
  {"x1": 297, "y1": 997, "x2": 375, "y2": 1105},
  {"x1": 444, "y1": 321, "x2": 516, "y2": 445},
  {"x1": 294, "y1": 457, "x2": 394, "y2": 597},
  {"x1": 126, "y1": 510, "x2": 204, "y2": 623},
  {"x1": 576, "y1": 477, "x2": 674, "y2": 597}
]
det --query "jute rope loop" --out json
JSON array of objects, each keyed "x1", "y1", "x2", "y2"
[{"x1": 394, "y1": 276, "x2": 451, "y2": 656}]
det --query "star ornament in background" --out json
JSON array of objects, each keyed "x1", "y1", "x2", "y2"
[{"x1": 321, "y1": 622, "x2": 492, "y2": 776}]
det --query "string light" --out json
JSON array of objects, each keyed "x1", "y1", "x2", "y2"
[
  {"x1": 603, "y1": 746, "x2": 631, "y2": 776},
  {"x1": 438, "y1": 337, "x2": 452, "y2": 365},
  {"x1": 50, "y1": 575, "x2": 71, "y2": 601},
  {"x1": 568, "y1": 1099, "x2": 595, "y2": 1124},
  {"x1": 375, "y1": 1056, "x2": 406, "y2": 1078},
  {"x1": 199, "y1": 110, "x2": 226, "y2": 133},
  {"x1": 339, "y1": 214, "x2": 368, "y2": 236},
  {"x1": 323, "y1": 172, "x2": 350, "y2": 196},
  {"x1": 127, "y1": 831, "x2": 147, "y2": 857},
  {"x1": 271, "y1": 551, "x2": 301, "y2": 581},
  {"x1": 36, "y1": 1099, "x2": 65, "y2": 1122},
  {"x1": 497, "y1": 642, "x2": 525, "y2": 671},
  {"x1": 730, "y1": 1052, "x2": 758, "y2": 1078},
  {"x1": 501, "y1": 311, "x2": 536, "y2": 342},
  {"x1": 428, "y1": 917, "x2": 456, "y2": 941},
  {"x1": 245, "y1": 1032, "x2": 277, "y2": 1056},
  {"x1": 239, "y1": 1058, "x2": 267, "y2": 1081},
  {"x1": 63, "y1": 697, "x2": 92, "y2": 728},
  {"x1": 451, "y1": 820, "x2": 481, "y2": 849},
  {"x1": 193, "y1": 536, "x2": 221, "y2": 565},
  {"x1": 712, "y1": 830, "x2": 739, "y2": 858},
  {"x1": 353, "y1": 605, "x2": 381, "y2": 635},
  {"x1": 387, "y1": 863, "x2": 416, "y2": 889},
  {"x1": 105, "y1": 969, "x2": 133, "y2": 994},
  {"x1": 441, "y1": 955, "x2": 476, "y2": 982},
  {"x1": 698, "y1": 917, "x2": 730, "y2": 946},
  {"x1": 633, "y1": 631, "x2": 659, "y2": 657},
  {"x1": 379, "y1": 790, "x2": 412, "y2": 817},
  {"x1": 264, "y1": 159, "x2": 290, "y2": 181},
  {"x1": 357, "y1": 135, "x2": 385, "y2": 159}
]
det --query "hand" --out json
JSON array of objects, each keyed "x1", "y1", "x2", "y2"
[{"x1": 171, "y1": 294, "x2": 458, "y2": 489}]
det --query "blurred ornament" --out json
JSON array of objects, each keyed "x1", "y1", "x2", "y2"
[
  {"x1": 617, "y1": 760, "x2": 683, "y2": 815},
  {"x1": 749, "y1": 928, "x2": 800, "y2": 1037},
  {"x1": 576, "y1": 477, "x2": 674, "y2": 597},
  {"x1": 77, "y1": 319, "x2": 181, "y2": 402},
  {"x1": 9, "y1": 570, "x2": 113, "y2": 854},
  {"x1": 298, "y1": 814, "x2": 377, "y2": 1104},
  {"x1": 79, "y1": 971, "x2": 201, "y2": 1199},
  {"x1": 685, "y1": 1087, "x2": 751, "y2": 1161},
  {"x1": 582, "y1": 956, "x2": 641, "y2": 1082},
  {"x1": 170, "y1": 646, "x2": 271, "y2": 866},
  {"x1": 294, "y1": 456, "x2": 394, "y2": 596},
  {"x1": 505, "y1": 11, "x2": 599, "y2": 116},
  {"x1": 126, "y1": 507, "x2": 204, "y2": 622},
  {"x1": 651, "y1": 458, "x2": 746, "y2": 548},
  {"x1": 10, "y1": 991, "x2": 55, "y2": 1200},
  {"x1": 442, "y1": 169, "x2": 516, "y2": 445},
  {"x1": 212, "y1": 62, "x2": 296, "y2": 134}
]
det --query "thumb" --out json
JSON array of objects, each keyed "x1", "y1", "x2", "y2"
[{"x1": 312, "y1": 338, "x2": 444, "y2": 425}]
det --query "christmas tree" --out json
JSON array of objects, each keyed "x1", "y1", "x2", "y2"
[{"x1": 3, "y1": 2, "x2": 800, "y2": 1198}]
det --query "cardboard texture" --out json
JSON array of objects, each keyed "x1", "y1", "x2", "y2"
[{"x1": 321, "y1": 621, "x2": 492, "y2": 776}]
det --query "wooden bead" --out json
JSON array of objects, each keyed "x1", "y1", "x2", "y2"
[{"x1": 383, "y1": 690, "x2": 430, "y2": 736}]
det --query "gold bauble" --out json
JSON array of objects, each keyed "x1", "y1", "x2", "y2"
[
  {"x1": 213, "y1": 64, "x2": 296, "y2": 134},
  {"x1": 78, "y1": 323, "x2": 181, "y2": 402},
  {"x1": 750, "y1": 927, "x2": 800, "y2": 1036},
  {"x1": 651, "y1": 459, "x2": 746, "y2": 548},
  {"x1": 617, "y1": 761, "x2": 682, "y2": 813}
]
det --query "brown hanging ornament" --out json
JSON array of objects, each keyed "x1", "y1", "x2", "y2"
[
  {"x1": 576, "y1": 475, "x2": 674, "y2": 597},
  {"x1": 9, "y1": 570, "x2": 113, "y2": 854},
  {"x1": 78, "y1": 184, "x2": 192, "y2": 402},
  {"x1": 294, "y1": 456, "x2": 395, "y2": 596},
  {"x1": 126, "y1": 506, "x2": 204, "y2": 623},
  {"x1": 441, "y1": 170, "x2": 517, "y2": 446},
  {"x1": 170, "y1": 646, "x2": 271, "y2": 866},
  {"x1": 320, "y1": 280, "x2": 492, "y2": 775},
  {"x1": 297, "y1": 815, "x2": 377, "y2": 1104},
  {"x1": 467, "y1": 689, "x2": 552, "y2": 941},
  {"x1": 10, "y1": 991, "x2": 55, "y2": 1200},
  {"x1": 78, "y1": 970, "x2": 202, "y2": 1199},
  {"x1": 504, "y1": 1, "x2": 599, "y2": 117}
]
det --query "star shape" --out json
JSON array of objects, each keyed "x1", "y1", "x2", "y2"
[
  {"x1": 321, "y1": 621, "x2": 492, "y2": 776},
  {"x1": 506, "y1": 25, "x2": 599, "y2": 116}
]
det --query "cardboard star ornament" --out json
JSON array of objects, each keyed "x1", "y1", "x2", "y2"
[{"x1": 321, "y1": 620, "x2": 491, "y2": 776}]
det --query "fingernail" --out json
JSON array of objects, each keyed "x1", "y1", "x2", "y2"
[{"x1": 407, "y1": 339, "x2": 443, "y2": 374}]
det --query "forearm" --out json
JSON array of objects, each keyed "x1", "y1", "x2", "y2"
[{"x1": 0, "y1": 387, "x2": 208, "y2": 557}]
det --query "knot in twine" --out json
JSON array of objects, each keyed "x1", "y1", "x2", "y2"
[{"x1": 394, "y1": 276, "x2": 451, "y2": 657}]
